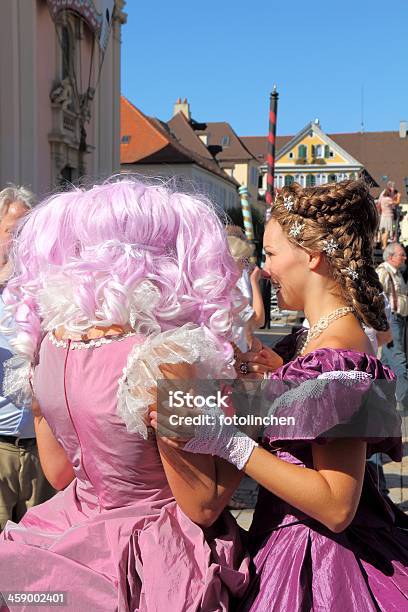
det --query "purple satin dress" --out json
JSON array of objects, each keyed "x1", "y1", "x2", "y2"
[
  {"x1": 0, "y1": 334, "x2": 250, "y2": 612},
  {"x1": 239, "y1": 331, "x2": 408, "y2": 611}
]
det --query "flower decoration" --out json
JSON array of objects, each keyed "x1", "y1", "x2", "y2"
[
  {"x1": 289, "y1": 221, "x2": 304, "y2": 239},
  {"x1": 283, "y1": 195, "x2": 295, "y2": 211},
  {"x1": 322, "y1": 239, "x2": 339, "y2": 256},
  {"x1": 345, "y1": 266, "x2": 358, "y2": 281}
]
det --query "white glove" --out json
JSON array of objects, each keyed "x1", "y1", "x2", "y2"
[{"x1": 181, "y1": 404, "x2": 258, "y2": 470}]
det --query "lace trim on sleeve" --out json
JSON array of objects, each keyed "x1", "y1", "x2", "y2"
[
  {"x1": 268, "y1": 370, "x2": 372, "y2": 413},
  {"x1": 117, "y1": 323, "x2": 236, "y2": 438}
]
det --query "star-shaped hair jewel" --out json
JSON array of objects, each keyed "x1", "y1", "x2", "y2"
[
  {"x1": 322, "y1": 239, "x2": 339, "y2": 256},
  {"x1": 283, "y1": 195, "x2": 295, "y2": 211},
  {"x1": 289, "y1": 221, "x2": 304, "y2": 238},
  {"x1": 345, "y1": 266, "x2": 358, "y2": 280}
]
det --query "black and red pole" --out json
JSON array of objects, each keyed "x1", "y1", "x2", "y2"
[
  {"x1": 261, "y1": 86, "x2": 279, "y2": 328},
  {"x1": 265, "y1": 85, "x2": 279, "y2": 218}
]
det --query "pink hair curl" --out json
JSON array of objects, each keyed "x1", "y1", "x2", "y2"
[{"x1": 2, "y1": 177, "x2": 242, "y2": 360}]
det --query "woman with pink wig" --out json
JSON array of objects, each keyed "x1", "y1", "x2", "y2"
[{"x1": 0, "y1": 178, "x2": 250, "y2": 611}]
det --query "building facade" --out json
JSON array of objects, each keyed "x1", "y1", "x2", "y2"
[
  {"x1": 121, "y1": 96, "x2": 240, "y2": 210},
  {"x1": 0, "y1": 0, "x2": 127, "y2": 197},
  {"x1": 255, "y1": 120, "x2": 370, "y2": 195}
]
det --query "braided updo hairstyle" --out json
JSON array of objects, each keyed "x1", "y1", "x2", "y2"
[{"x1": 271, "y1": 179, "x2": 388, "y2": 331}]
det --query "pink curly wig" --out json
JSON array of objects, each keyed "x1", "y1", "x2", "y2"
[{"x1": 2, "y1": 177, "x2": 242, "y2": 360}]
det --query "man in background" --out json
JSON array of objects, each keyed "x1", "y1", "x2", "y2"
[
  {"x1": 0, "y1": 185, "x2": 54, "y2": 530},
  {"x1": 377, "y1": 242, "x2": 408, "y2": 411}
]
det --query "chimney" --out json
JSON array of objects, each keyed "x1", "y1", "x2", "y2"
[
  {"x1": 173, "y1": 97, "x2": 191, "y2": 120},
  {"x1": 400, "y1": 121, "x2": 407, "y2": 138}
]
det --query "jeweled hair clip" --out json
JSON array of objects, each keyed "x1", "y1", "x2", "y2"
[
  {"x1": 283, "y1": 195, "x2": 295, "y2": 211},
  {"x1": 289, "y1": 221, "x2": 304, "y2": 238},
  {"x1": 322, "y1": 239, "x2": 339, "y2": 256},
  {"x1": 345, "y1": 266, "x2": 358, "y2": 280}
]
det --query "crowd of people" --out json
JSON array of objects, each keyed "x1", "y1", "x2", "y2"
[{"x1": 0, "y1": 177, "x2": 406, "y2": 611}]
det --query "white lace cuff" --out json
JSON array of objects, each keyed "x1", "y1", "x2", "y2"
[{"x1": 182, "y1": 405, "x2": 258, "y2": 470}]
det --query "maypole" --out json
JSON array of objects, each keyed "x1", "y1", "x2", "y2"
[
  {"x1": 265, "y1": 85, "x2": 279, "y2": 219},
  {"x1": 262, "y1": 85, "x2": 279, "y2": 327},
  {"x1": 238, "y1": 185, "x2": 257, "y2": 264}
]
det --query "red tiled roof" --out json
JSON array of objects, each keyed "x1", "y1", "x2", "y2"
[
  {"x1": 197, "y1": 122, "x2": 257, "y2": 162},
  {"x1": 121, "y1": 96, "x2": 167, "y2": 163},
  {"x1": 120, "y1": 97, "x2": 238, "y2": 187},
  {"x1": 241, "y1": 136, "x2": 291, "y2": 162},
  {"x1": 167, "y1": 112, "x2": 214, "y2": 160}
]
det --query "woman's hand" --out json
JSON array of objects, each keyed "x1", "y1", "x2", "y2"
[
  {"x1": 235, "y1": 340, "x2": 283, "y2": 379},
  {"x1": 249, "y1": 266, "x2": 263, "y2": 284}
]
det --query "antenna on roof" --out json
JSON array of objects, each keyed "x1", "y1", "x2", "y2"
[{"x1": 360, "y1": 85, "x2": 365, "y2": 133}]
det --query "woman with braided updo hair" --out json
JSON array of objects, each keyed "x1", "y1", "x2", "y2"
[{"x1": 152, "y1": 179, "x2": 408, "y2": 610}]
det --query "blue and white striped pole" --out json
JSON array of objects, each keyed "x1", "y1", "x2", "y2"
[{"x1": 238, "y1": 185, "x2": 256, "y2": 263}]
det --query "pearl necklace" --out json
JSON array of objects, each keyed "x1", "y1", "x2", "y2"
[{"x1": 295, "y1": 306, "x2": 354, "y2": 357}]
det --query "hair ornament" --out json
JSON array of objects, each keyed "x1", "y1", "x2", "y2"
[
  {"x1": 289, "y1": 220, "x2": 304, "y2": 239},
  {"x1": 345, "y1": 266, "x2": 358, "y2": 281},
  {"x1": 283, "y1": 194, "x2": 295, "y2": 211},
  {"x1": 322, "y1": 238, "x2": 339, "y2": 256},
  {"x1": 84, "y1": 239, "x2": 162, "y2": 258}
]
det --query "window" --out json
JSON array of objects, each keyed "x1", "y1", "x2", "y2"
[
  {"x1": 329, "y1": 151, "x2": 334, "y2": 158},
  {"x1": 328, "y1": 174, "x2": 337, "y2": 183},
  {"x1": 306, "y1": 175, "x2": 316, "y2": 187},
  {"x1": 289, "y1": 152, "x2": 294, "y2": 159},
  {"x1": 61, "y1": 25, "x2": 73, "y2": 81},
  {"x1": 312, "y1": 144, "x2": 323, "y2": 157},
  {"x1": 298, "y1": 145, "x2": 307, "y2": 159},
  {"x1": 284, "y1": 175, "x2": 294, "y2": 186},
  {"x1": 121, "y1": 135, "x2": 131, "y2": 144},
  {"x1": 250, "y1": 166, "x2": 258, "y2": 186},
  {"x1": 221, "y1": 135, "x2": 230, "y2": 147}
]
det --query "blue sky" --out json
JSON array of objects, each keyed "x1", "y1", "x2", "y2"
[{"x1": 121, "y1": 0, "x2": 408, "y2": 137}]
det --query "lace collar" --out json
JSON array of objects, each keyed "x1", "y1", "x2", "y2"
[{"x1": 48, "y1": 330, "x2": 138, "y2": 350}]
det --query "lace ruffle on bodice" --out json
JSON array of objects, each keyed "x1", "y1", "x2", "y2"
[{"x1": 117, "y1": 323, "x2": 235, "y2": 438}]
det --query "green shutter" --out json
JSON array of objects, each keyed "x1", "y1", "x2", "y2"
[
  {"x1": 324, "y1": 145, "x2": 330, "y2": 158},
  {"x1": 298, "y1": 145, "x2": 306, "y2": 159},
  {"x1": 311, "y1": 145, "x2": 316, "y2": 158}
]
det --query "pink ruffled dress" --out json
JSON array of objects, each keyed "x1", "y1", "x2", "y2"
[{"x1": 0, "y1": 324, "x2": 250, "y2": 611}]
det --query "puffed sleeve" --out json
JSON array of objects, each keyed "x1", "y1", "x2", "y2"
[{"x1": 262, "y1": 349, "x2": 402, "y2": 461}]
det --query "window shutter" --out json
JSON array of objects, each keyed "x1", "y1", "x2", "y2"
[
  {"x1": 324, "y1": 145, "x2": 330, "y2": 158},
  {"x1": 311, "y1": 145, "x2": 316, "y2": 157},
  {"x1": 298, "y1": 145, "x2": 306, "y2": 158}
]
